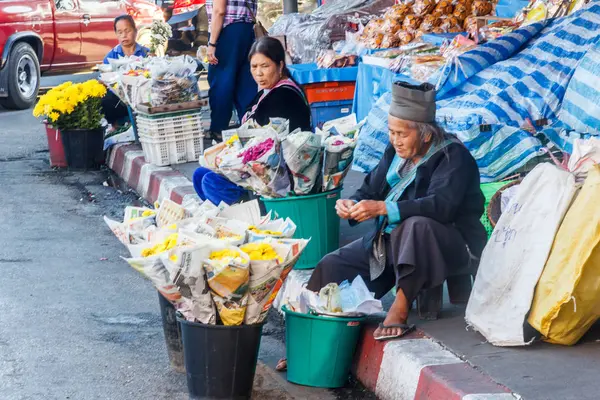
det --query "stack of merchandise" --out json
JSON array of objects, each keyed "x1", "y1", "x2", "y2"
[
  {"x1": 358, "y1": 0, "x2": 495, "y2": 49},
  {"x1": 99, "y1": 55, "x2": 200, "y2": 110},
  {"x1": 105, "y1": 199, "x2": 310, "y2": 326},
  {"x1": 201, "y1": 116, "x2": 363, "y2": 198}
]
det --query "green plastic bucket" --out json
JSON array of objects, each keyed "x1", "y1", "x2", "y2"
[
  {"x1": 283, "y1": 306, "x2": 365, "y2": 388},
  {"x1": 261, "y1": 189, "x2": 341, "y2": 269}
]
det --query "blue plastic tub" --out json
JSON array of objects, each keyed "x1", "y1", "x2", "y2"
[{"x1": 311, "y1": 100, "x2": 353, "y2": 130}]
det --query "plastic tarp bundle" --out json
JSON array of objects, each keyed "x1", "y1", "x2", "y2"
[
  {"x1": 527, "y1": 165, "x2": 600, "y2": 346},
  {"x1": 434, "y1": 3, "x2": 600, "y2": 181},
  {"x1": 465, "y1": 163, "x2": 578, "y2": 346},
  {"x1": 352, "y1": 92, "x2": 391, "y2": 173},
  {"x1": 269, "y1": 0, "x2": 394, "y2": 64}
]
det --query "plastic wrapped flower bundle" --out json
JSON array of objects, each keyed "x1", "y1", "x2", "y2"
[
  {"x1": 202, "y1": 116, "x2": 364, "y2": 198},
  {"x1": 105, "y1": 199, "x2": 310, "y2": 326}
]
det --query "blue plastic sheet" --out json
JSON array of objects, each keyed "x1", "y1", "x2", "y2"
[
  {"x1": 288, "y1": 63, "x2": 359, "y2": 85},
  {"x1": 352, "y1": 63, "x2": 418, "y2": 121}
]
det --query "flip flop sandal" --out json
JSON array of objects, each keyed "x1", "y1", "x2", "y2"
[
  {"x1": 374, "y1": 323, "x2": 416, "y2": 342},
  {"x1": 275, "y1": 358, "x2": 287, "y2": 372}
]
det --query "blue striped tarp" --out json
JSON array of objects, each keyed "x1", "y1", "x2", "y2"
[
  {"x1": 435, "y1": 3, "x2": 600, "y2": 181},
  {"x1": 556, "y1": 46, "x2": 600, "y2": 134}
]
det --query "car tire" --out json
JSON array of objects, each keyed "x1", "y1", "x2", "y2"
[{"x1": 0, "y1": 42, "x2": 40, "y2": 110}]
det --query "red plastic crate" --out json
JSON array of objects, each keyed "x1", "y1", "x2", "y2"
[{"x1": 302, "y1": 81, "x2": 356, "y2": 105}]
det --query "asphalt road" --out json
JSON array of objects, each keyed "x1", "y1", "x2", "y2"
[{"x1": 0, "y1": 74, "x2": 372, "y2": 400}]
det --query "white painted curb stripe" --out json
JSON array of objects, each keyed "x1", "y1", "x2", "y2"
[
  {"x1": 376, "y1": 339, "x2": 462, "y2": 400},
  {"x1": 121, "y1": 150, "x2": 144, "y2": 184},
  {"x1": 157, "y1": 176, "x2": 193, "y2": 204},
  {"x1": 137, "y1": 163, "x2": 171, "y2": 199}
]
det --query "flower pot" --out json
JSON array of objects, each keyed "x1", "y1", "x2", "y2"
[
  {"x1": 60, "y1": 127, "x2": 105, "y2": 170},
  {"x1": 44, "y1": 123, "x2": 67, "y2": 168}
]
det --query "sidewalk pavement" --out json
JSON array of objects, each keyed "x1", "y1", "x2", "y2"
[{"x1": 108, "y1": 143, "x2": 600, "y2": 400}]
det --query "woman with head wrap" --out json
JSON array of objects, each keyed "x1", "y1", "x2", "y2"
[{"x1": 306, "y1": 82, "x2": 487, "y2": 341}]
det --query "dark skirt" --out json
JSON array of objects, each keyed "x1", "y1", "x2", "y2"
[{"x1": 306, "y1": 216, "x2": 471, "y2": 303}]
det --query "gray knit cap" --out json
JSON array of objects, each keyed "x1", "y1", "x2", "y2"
[{"x1": 389, "y1": 81, "x2": 437, "y2": 123}]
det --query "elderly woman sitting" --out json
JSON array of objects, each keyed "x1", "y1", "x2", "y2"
[{"x1": 306, "y1": 82, "x2": 487, "y2": 341}]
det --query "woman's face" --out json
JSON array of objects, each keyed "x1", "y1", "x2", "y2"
[
  {"x1": 388, "y1": 116, "x2": 430, "y2": 160},
  {"x1": 250, "y1": 53, "x2": 282, "y2": 90},
  {"x1": 115, "y1": 20, "x2": 137, "y2": 48}
]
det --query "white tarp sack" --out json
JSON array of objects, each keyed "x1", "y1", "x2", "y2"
[{"x1": 465, "y1": 163, "x2": 578, "y2": 346}]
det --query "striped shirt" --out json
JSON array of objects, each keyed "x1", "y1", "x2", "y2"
[{"x1": 206, "y1": 0, "x2": 257, "y2": 31}]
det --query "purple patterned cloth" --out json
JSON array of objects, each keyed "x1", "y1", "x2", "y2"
[{"x1": 206, "y1": 0, "x2": 257, "y2": 30}]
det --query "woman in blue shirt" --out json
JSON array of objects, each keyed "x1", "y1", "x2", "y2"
[{"x1": 102, "y1": 15, "x2": 149, "y2": 130}]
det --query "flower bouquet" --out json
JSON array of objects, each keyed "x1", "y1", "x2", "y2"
[{"x1": 33, "y1": 79, "x2": 107, "y2": 169}]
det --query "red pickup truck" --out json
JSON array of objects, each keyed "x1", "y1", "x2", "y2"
[{"x1": 0, "y1": 0, "x2": 163, "y2": 110}]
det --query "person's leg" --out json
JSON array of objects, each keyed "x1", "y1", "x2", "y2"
[
  {"x1": 232, "y1": 23, "x2": 258, "y2": 119},
  {"x1": 101, "y1": 91, "x2": 129, "y2": 126},
  {"x1": 307, "y1": 239, "x2": 394, "y2": 299},
  {"x1": 375, "y1": 216, "x2": 470, "y2": 339},
  {"x1": 201, "y1": 171, "x2": 247, "y2": 205},
  {"x1": 208, "y1": 25, "x2": 237, "y2": 135},
  {"x1": 192, "y1": 167, "x2": 213, "y2": 201}
]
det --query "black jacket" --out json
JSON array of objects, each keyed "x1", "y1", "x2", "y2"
[
  {"x1": 350, "y1": 140, "x2": 488, "y2": 257},
  {"x1": 245, "y1": 85, "x2": 312, "y2": 132}
]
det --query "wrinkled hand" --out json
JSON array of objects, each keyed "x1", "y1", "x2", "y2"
[
  {"x1": 335, "y1": 199, "x2": 356, "y2": 220},
  {"x1": 207, "y1": 46, "x2": 218, "y2": 65},
  {"x1": 350, "y1": 200, "x2": 387, "y2": 223}
]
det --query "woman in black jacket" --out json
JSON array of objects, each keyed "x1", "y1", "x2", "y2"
[
  {"x1": 193, "y1": 37, "x2": 311, "y2": 206},
  {"x1": 241, "y1": 37, "x2": 311, "y2": 131},
  {"x1": 306, "y1": 82, "x2": 487, "y2": 342}
]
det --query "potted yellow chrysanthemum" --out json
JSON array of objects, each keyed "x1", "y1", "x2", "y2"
[{"x1": 33, "y1": 79, "x2": 107, "y2": 170}]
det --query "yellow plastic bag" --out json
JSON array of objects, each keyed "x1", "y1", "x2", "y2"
[{"x1": 528, "y1": 165, "x2": 600, "y2": 345}]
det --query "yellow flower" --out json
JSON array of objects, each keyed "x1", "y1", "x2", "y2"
[
  {"x1": 141, "y1": 210, "x2": 156, "y2": 217},
  {"x1": 141, "y1": 233, "x2": 179, "y2": 257},
  {"x1": 226, "y1": 134, "x2": 239, "y2": 147},
  {"x1": 210, "y1": 249, "x2": 241, "y2": 260},
  {"x1": 240, "y1": 243, "x2": 281, "y2": 261},
  {"x1": 248, "y1": 226, "x2": 283, "y2": 236},
  {"x1": 48, "y1": 112, "x2": 59, "y2": 122}
]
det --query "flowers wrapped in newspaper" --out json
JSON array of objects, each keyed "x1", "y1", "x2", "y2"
[
  {"x1": 246, "y1": 217, "x2": 297, "y2": 242},
  {"x1": 218, "y1": 128, "x2": 291, "y2": 198},
  {"x1": 242, "y1": 239, "x2": 309, "y2": 324},
  {"x1": 105, "y1": 199, "x2": 310, "y2": 325},
  {"x1": 282, "y1": 130, "x2": 323, "y2": 195},
  {"x1": 204, "y1": 245, "x2": 251, "y2": 326},
  {"x1": 322, "y1": 134, "x2": 357, "y2": 192},
  {"x1": 161, "y1": 242, "x2": 217, "y2": 324}
]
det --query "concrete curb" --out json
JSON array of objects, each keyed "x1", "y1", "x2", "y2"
[
  {"x1": 352, "y1": 325, "x2": 519, "y2": 400},
  {"x1": 107, "y1": 144, "x2": 520, "y2": 400},
  {"x1": 107, "y1": 143, "x2": 201, "y2": 206}
]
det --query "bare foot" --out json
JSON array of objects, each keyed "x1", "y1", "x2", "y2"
[{"x1": 373, "y1": 288, "x2": 411, "y2": 339}]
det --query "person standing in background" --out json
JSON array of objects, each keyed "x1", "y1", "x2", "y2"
[{"x1": 206, "y1": 0, "x2": 258, "y2": 142}]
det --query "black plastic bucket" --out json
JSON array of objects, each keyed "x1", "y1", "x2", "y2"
[
  {"x1": 60, "y1": 128, "x2": 105, "y2": 170},
  {"x1": 157, "y1": 292, "x2": 185, "y2": 373},
  {"x1": 178, "y1": 318, "x2": 263, "y2": 400}
]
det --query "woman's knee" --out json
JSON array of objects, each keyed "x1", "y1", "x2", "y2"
[{"x1": 396, "y1": 216, "x2": 439, "y2": 232}]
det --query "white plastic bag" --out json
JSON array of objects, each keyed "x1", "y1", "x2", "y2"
[{"x1": 465, "y1": 163, "x2": 578, "y2": 346}]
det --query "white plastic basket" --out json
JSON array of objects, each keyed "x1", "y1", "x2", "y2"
[
  {"x1": 136, "y1": 111, "x2": 203, "y2": 139},
  {"x1": 140, "y1": 131, "x2": 205, "y2": 166}
]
